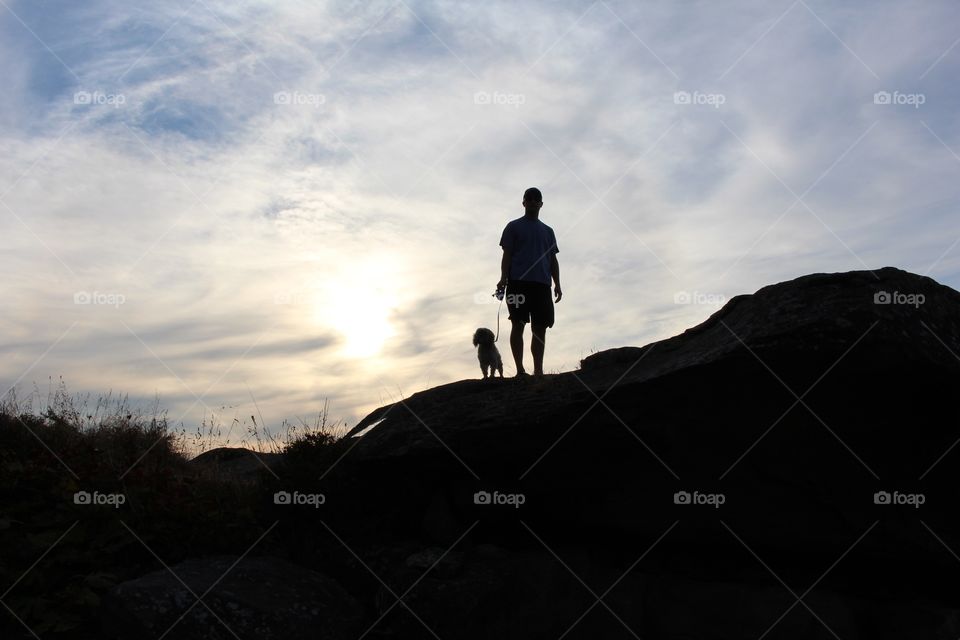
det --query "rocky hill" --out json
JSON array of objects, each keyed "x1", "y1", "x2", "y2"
[{"x1": 104, "y1": 267, "x2": 960, "y2": 639}]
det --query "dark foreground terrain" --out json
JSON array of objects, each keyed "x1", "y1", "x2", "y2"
[{"x1": 3, "y1": 266, "x2": 960, "y2": 639}]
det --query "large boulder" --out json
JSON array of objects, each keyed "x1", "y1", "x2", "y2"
[
  {"x1": 335, "y1": 267, "x2": 960, "y2": 636},
  {"x1": 101, "y1": 555, "x2": 363, "y2": 640},
  {"x1": 189, "y1": 447, "x2": 283, "y2": 483},
  {"x1": 347, "y1": 266, "x2": 960, "y2": 461},
  {"x1": 370, "y1": 542, "x2": 958, "y2": 640}
]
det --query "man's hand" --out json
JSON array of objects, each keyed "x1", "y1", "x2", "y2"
[
  {"x1": 554, "y1": 284, "x2": 563, "y2": 303},
  {"x1": 495, "y1": 279, "x2": 506, "y2": 301}
]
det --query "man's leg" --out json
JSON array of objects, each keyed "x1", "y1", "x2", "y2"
[
  {"x1": 531, "y1": 324, "x2": 547, "y2": 376},
  {"x1": 510, "y1": 319, "x2": 526, "y2": 375}
]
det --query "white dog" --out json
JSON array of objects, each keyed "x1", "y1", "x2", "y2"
[{"x1": 472, "y1": 328, "x2": 503, "y2": 379}]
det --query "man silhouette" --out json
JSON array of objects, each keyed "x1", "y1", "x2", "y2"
[{"x1": 497, "y1": 187, "x2": 562, "y2": 377}]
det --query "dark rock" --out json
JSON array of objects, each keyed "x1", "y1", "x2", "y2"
[
  {"x1": 336, "y1": 267, "x2": 960, "y2": 637},
  {"x1": 421, "y1": 490, "x2": 463, "y2": 545},
  {"x1": 404, "y1": 547, "x2": 464, "y2": 579},
  {"x1": 347, "y1": 267, "x2": 960, "y2": 459},
  {"x1": 643, "y1": 573, "x2": 859, "y2": 639},
  {"x1": 377, "y1": 543, "x2": 515, "y2": 638},
  {"x1": 376, "y1": 543, "x2": 959, "y2": 640},
  {"x1": 101, "y1": 555, "x2": 363, "y2": 640},
  {"x1": 189, "y1": 447, "x2": 283, "y2": 482}
]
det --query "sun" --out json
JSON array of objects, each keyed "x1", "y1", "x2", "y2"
[{"x1": 315, "y1": 263, "x2": 397, "y2": 358}]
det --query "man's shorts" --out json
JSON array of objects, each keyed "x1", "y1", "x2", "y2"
[{"x1": 505, "y1": 279, "x2": 554, "y2": 328}]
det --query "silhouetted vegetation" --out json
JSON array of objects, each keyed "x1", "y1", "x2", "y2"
[{"x1": 0, "y1": 381, "x2": 344, "y2": 638}]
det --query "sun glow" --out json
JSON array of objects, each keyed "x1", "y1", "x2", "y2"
[{"x1": 315, "y1": 260, "x2": 398, "y2": 358}]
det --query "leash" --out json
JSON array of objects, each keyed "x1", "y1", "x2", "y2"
[{"x1": 494, "y1": 283, "x2": 507, "y2": 342}]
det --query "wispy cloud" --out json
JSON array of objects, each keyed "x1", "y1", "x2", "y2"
[{"x1": 1, "y1": 0, "x2": 958, "y2": 433}]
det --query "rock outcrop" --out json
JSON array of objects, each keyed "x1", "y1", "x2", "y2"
[
  {"x1": 102, "y1": 556, "x2": 362, "y2": 640},
  {"x1": 189, "y1": 447, "x2": 283, "y2": 482},
  {"x1": 102, "y1": 267, "x2": 960, "y2": 639},
  {"x1": 333, "y1": 266, "x2": 960, "y2": 637}
]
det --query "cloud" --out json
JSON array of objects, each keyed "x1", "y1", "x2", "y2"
[{"x1": 1, "y1": 0, "x2": 959, "y2": 441}]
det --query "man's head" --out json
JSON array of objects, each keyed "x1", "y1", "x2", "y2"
[{"x1": 522, "y1": 187, "x2": 543, "y2": 216}]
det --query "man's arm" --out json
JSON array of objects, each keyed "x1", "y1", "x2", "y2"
[
  {"x1": 550, "y1": 253, "x2": 562, "y2": 302},
  {"x1": 498, "y1": 248, "x2": 511, "y2": 288}
]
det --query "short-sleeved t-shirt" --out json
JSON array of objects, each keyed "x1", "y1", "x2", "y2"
[{"x1": 499, "y1": 216, "x2": 559, "y2": 286}]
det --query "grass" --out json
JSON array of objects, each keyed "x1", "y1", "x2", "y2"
[
  {"x1": 188, "y1": 396, "x2": 350, "y2": 458},
  {"x1": 0, "y1": 380, "x2": 348, "y2": 638}
]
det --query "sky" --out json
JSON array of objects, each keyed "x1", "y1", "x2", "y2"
[{"x1": 1, "y1": 0, "x2": 958, "y2": 443}]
